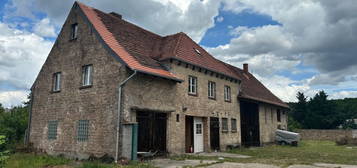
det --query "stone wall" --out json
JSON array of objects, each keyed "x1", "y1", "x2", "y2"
[
  {"x1": 259, "y1": 103, "x2": 288, "y2": 144},
  {"x1": 30, "y1": 6, "x2": 127, "y2": 159},
  {"x1": 297, "y1": 129, "x2": 355, "y2": 141}
]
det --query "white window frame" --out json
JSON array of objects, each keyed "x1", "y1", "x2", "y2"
[
  {"x1": 82, "y1": 65, "x2": 93, "y2": 86},
  {"x1": 188, "y1": 76, "x2": 197, "y2": 95},
  {"x1": 53, "y1": 72, "x2": 61, "y2": 92},
  {"x1": 208, "y1": 81, "x2": 216, "y2": 99},
  {"x1": 224, "y1": 85, "x2": 231, "y2": 102}
]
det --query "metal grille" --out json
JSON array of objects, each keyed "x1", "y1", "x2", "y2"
[
  {"x1": 77, "y1": 120, "x2": 89, "y2": 141},
  {"x1": 48, "y1": 120, "x2": 58, "y2": 140}
]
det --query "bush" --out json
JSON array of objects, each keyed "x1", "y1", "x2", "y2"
[{"x1": 0, "y1": 135, "x2": 10, "y2": 167}]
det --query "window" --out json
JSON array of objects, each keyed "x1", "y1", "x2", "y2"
[
  {"x1": 188, "y1": 76, "x2": 197, "y2": 95},
  {"x1": 82, "y1": 65, "x2": 93, "y2": 86},
  {"x1": 277, "y1": 109, "x2": 281, "y2": 122},
  {"x1": 71, "y1": 23, "x2": 78, "y2": 40},
  {"x1": 196, "y1": 123, "x2": 202, "y2": 134},
  {"x1": 224, "y1": 85, "x2": 231, "y2": 102},
  {"x1": 52, "y1": 72, "x2": 61, "y2": 92},
  {"x1": 77, "y1": 120, "x2": 89, "y2": 141},
  {"x1": 222, "y1": 118, "x2": 228, "y2": 132},
  {"x1": 48, "y1": 120, "x2": 58, "y2": 140},
  {"x1": 176, "y1": 114, "x2": 180, "y2": 122},
  {"x1": 231, "y1": 118, "x2": 237, "y2": 132},
  {"x1": 271, "y1": 108, "x2": 274, "y2": 123},
  {"x1": 208, "y1": 81, "x2": 216, "y2": 99}
]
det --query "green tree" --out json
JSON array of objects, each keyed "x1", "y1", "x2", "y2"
[
  {"x1": 291, "y1": 92, "x2": 308, "y2": 126},
  {"x1": 0, "y1": 135, "x2": 9, "y2": 167},
  {"x1": 0, "y1": 106, "x2": 28, "y2": 144}
]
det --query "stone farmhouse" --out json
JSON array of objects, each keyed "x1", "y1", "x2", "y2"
[{"x1": 28, "y1": 2, "x2": 289, "y2": 161}]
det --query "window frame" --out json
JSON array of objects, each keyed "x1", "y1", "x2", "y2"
[
  {"x1": 224, "y1": 85, "x2": 231, "y2": 102},
  {"x1": 231, "y1": 118, "x2": 237, "y2": 132},
  {"x1": 222, "y1": 118, "x2": 228, "y2": 132},
  {"x1": 77, "y1": 120, "x2": 89, "y2": 142},
  {"x1": 47, "y1": 120, "x2": 58, "y2": 140},
  {"x1": 52, "y1": 72, "x2": 61, "y2": 92},
  {"x1": 208, "y1": 81, "x2": 216, "y2": 99},
  {"x1": 70, "y1": 23, "x2": 78, "y2": 40},
  {"x1": 81, "y1": 64, "x2": 93, "y2": 87},
  {"x1": 188, "y1": 75, "x2": 198, "y2": 96}
]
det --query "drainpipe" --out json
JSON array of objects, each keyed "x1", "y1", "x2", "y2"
[{"x1": 115, "y1": 70, "x2": 137, "y2": 163}]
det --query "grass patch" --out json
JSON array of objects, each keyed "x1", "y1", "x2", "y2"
[
  {"x1": 227, "y1": 140, "x2": 357, "y2": 167},
  {"x1": 5, "y1": 153, "x2": 156, "y2": 168},
  {"x1": 5, "y1": 153, "x2": 70, "y2": 168}
]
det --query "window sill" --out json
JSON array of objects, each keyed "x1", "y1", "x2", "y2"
[
  {"x1": 208, "y1": 97, "x2": 216, "y2": 100},
  {"x1": 188, "y1": 93, "x2": 198, "y2": 97},
  {"x1": 222, "y1": 130, "x2": 228, "y2": 133},
  {"x1": 50, "y1": 90, "x2": 61, "y2": 94},
  {"x1": 231, "y1": 130, "x2": 237, "y2": 133},
  {"x1": 79, "y1": 85, "x2": 92, "y2": 89},
  {"x1": 69, "y1": 38, "x2": 77, "y2": 42},
  {"x1": 224, "y1": 100, "x2": 232, "y2": 103}
]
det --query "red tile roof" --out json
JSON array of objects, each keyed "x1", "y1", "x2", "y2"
[{"x1": 77, "y1": 2, "x2": 288, "y2": 108}]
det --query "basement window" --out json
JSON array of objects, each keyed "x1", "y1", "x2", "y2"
[
  {"x1": 224, "y1": 85, "x2": 231, "y2": 102},
  {"x1": 70, "y1": 23, "x2": 78, "y2": 40},
  {"x1": 231, "y1": 118, "x2": 237, "y2": 132},
  {"x1": 188, "y1": 76, "x2": 197, "y2": 95},
  {"x1": 52, "y1": 72, "x2": 61, "y2": 92},
  {"x1": 48, "y1": 120, "x2": 58, "y2": 140},
  {"x1": 82, "y1": 65, "x2": 93, "y2": 87},
  {"x1": 208, "y1": 81, "x2": 216, "y2": 99},
  {"x1": 77, "y1": 120, "x2": 89, "y2": 142},
  {"x1": 222, "y1": 118, "x2": 228, "y2": 132}
]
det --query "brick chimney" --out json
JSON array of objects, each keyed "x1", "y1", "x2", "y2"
[{"x1": 243, "y1": 63, "x2": 248, "y2": 73}]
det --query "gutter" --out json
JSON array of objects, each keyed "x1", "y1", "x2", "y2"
[{"x1": 115, "y1": 70, "x2": 137, "y2": 163}]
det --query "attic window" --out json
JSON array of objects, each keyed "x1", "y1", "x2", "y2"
[{"x1": 194, "y1": 48, "x2": 201, "y2": 55}]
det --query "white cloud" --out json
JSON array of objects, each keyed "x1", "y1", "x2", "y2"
[
  {"x1": 216, "y1": 16, "x2": 224, "y2": 22},
  {"x1": 33, "y1": 18, "x2": 57, "y2": 38},
  {"x1": 0, "y1": 90, "x2": 29, "y2": 108},
  {"x1": 0, "y1": 22, "x2": 52, "y2": 100},
  {"x1": 330, "y1": 91, "x2": 357, "y2": 100}
]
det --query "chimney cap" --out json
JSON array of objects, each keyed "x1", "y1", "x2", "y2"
[
  {"x1": 109, "y1": 12, "x2": 122, "y2": 19},
  {"x1": 243, "y1": 63, "x2": 249, "y2": 73}
]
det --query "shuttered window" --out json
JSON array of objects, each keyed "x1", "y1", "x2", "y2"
[
  {"x1": 231, "y1": 118, "x2": 237, "y2": 132},
  {"x1": 222, "y1": 118, "x2": 228, "y2": 132},
  {"x1": 77, "y1": 120, "x2": 89, "y2": 141}
]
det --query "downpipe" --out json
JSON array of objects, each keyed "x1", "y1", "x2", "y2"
[{"x1": 115, "y1": 70, "x2": 137, "y2": 163}]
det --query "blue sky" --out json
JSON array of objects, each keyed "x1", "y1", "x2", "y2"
[{"x1": 1, "y1": 0, "x2": 357, "y2": 107}]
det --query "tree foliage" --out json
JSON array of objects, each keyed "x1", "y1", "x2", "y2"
[{"x1": 289, "y1": 91, "x2": 357, "y2": 129}]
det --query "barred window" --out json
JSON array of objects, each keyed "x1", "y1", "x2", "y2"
[
  {"x1": 188, "y1": 76, "x2": 197, "y2": 95},
  {"x1": 82, "y1": 65, "x2": 93, "y2": 86},
  {"x1": 48, "y1": 120, "x2": 58, "y2": 140},
  {"x1": 208, "y1": 81, "x2": 216, "y2": 99},
  {"x1": 52, "y1": 72, "x2": 61, "y2": 92},
  {"x1": 231, "y1": 118, "x2": 237, "y2": 132},
  {"x1": 222, "y1": 118, "x2": 228, "y2": 132},
  {"x1": 77, "y1": 120, "x2": 89, "y2": 141},
  {"x1": 224, "y1": 85, "x2": 231, "y2": 102}
]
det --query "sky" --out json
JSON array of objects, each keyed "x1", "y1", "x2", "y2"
[{"x1": 1, "y1": 0, "x2": 357, "y2": 107}]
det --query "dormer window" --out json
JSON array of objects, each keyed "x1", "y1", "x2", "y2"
[
  {"x1": 194, "y1": 48, "x2": 201, "y2": 55},
  {"x1": 71, "y1": 23, "x2": 78, "y2": 40}
]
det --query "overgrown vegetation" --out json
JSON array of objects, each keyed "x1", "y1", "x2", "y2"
[
  {"x1": 0, "y1": 135, "x2": 9, "y2": 167},
  {"x1": 288, "y1": 91, "x2": 357, "y2": 130},
  {"x1": 5, "y1": 153, "x2": 155, "y2": 168}
]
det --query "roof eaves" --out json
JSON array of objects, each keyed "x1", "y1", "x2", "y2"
[{"x1": 239, "y1": 95, "x2": 290, "y2": 109}]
